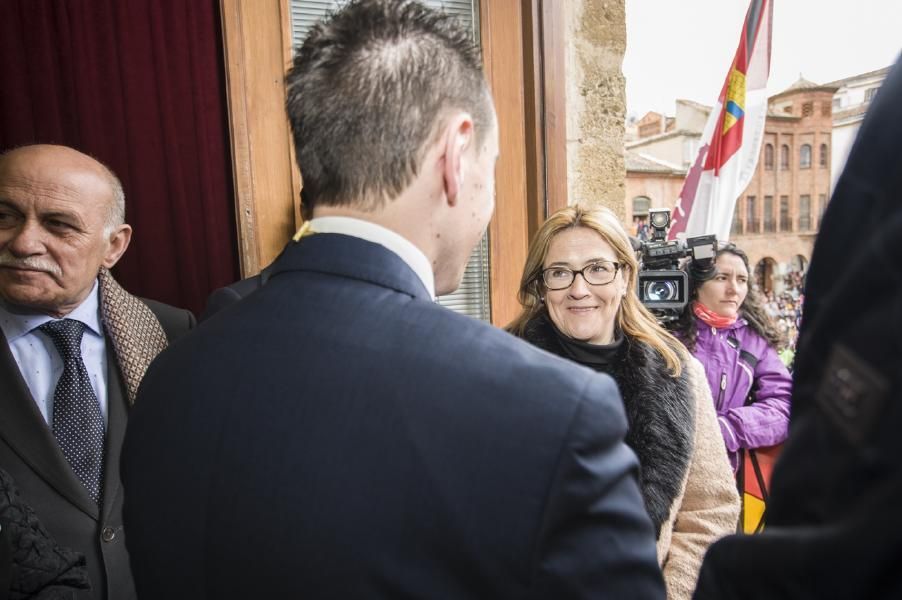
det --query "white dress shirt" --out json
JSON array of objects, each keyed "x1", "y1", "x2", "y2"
[
  {"x1": 0, "y1": 280, "x2": 110, "y2": 426},
  {"x1": 308, "y1": 216, "x2": 436, "y2": 299}
]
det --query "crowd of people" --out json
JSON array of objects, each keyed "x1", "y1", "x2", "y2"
[
  {"x1": 763, "y1": 279, "x2": 805, "y2": 367},
  {"x1": 0, "y1": 0, "x2": 898, "y2": 598}
]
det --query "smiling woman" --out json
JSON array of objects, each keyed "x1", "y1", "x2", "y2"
[
  {"x1": 541, "y1": 227, "x2": 627, "y2": 345},
  {"x1": 507, "y1": 205, "x2": 740, "y2": 600}
]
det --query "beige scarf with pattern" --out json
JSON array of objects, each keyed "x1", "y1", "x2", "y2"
[{"x1": 97, "y1": 268, "x2": 168, "y2": 405}]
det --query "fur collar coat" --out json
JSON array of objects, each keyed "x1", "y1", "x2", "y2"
[{"x1": 521, "y1": 314, "x2": 740, "y2": 599}]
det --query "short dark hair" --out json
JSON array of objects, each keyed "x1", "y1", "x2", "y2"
[{"x1": 285, "y1": 0, "x2": 493, "y2": 212}]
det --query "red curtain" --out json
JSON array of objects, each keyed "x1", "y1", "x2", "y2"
[{"x1": 0, "y1": 0, "x2": 239, "y2": 316}]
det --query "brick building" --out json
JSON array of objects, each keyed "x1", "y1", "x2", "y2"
[
  {"x1": 734, "y1": 77, "x2": 836, "y2": 292},
  {"x1": 623, "y1": 75, "x2": 883, "y2": 294}
]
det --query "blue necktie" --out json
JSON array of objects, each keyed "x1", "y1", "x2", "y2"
[{"x1": 40, "y1": 319, "x2": 106, "y2": 503}]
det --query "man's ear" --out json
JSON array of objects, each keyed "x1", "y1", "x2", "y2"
[
  {"x1": 441, "y1": 114, "x2": 474, "y2": 206},
  {"x1": 101, "y1": 224, "x2": 133, "y2": 269}
]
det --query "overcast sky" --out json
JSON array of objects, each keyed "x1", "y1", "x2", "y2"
[{"x1": 623, "y1": 0, "x2": 902, "y2": 118}]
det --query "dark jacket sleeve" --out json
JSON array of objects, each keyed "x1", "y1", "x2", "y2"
[
  {"x1": 199, "y1": 274, "x2": 265, "y2": 322},
  {"x1": 199, "y1": 286, "x2": 244, "y2": 322},
  {"x1": 140, "y1": 299, "x2": 196, "y2": 342},
  {"x1": 0, "y1": 469, "x2": 90, "y2": 600},
  {"x1": 531, "y1": 373, "x2": 666, "y2": 599}
]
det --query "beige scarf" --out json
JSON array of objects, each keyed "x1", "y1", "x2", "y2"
[{"x1": 97, "y1": 268, "x2": 169, "y2": 405}]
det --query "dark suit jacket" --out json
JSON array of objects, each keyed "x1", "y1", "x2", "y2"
[
  {"x1": 0, "y1": 299, "x2": 194, "y2": 600},
  {"x1": 694, "y1": 58, "x2": 902, "y2": 599},
  {"x1": 123, "y1": 233, "x2": 665, "y2": 599}
]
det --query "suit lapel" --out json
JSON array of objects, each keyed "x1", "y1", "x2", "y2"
[
  {"x1": 100, "y1": 359, "x2": 128, "y2": 522},
  {"x1": 269, "y1": 233, "x2": 433, "y2": 301},
  {"x1": 0, "y1": 340, "x2": 99, "y2": 519}
]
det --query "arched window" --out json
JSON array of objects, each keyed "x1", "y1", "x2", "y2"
[
  {"x1": 632, "y1": 196, "x2": 651, "y2": 217},
  {"x1": 819, "y1": 143, "x2": 828, "y2": 167},
  {"x1": 800, "y1": 144, "x2": 812, "y2": 169},
  {"x1": 764, "y1": 143, "x2": 774, "y2": 170},
  {"x1": 632, "y1": 196, "x2": 652, "y2": 240},
  {"x1": 780, "y1": 144, "x2": 790, "y2": 169}
]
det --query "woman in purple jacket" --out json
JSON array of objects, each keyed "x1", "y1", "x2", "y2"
[{"x1": 670, "y1": 243, "x2": 792, "y2": 472}]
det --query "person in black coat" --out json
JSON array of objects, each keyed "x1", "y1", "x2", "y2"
[
  {"x1": 693, "y1": 55, "x2": 902, "y2": 599},
  {"x1": 121, "y1": 1, "x2": 665, "y2": 598}
]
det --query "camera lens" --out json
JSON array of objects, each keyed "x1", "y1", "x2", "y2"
[
  {"x1": 644, "y1": 280, "x2": 678, "y2": 302},
  {"x1": 637, "y1": 270, "x2": 688, "y2": 314}
]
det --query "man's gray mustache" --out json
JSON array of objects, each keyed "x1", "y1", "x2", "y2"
[{"x1": 0, "y1": 252, "x2": 62, "y2": 277}]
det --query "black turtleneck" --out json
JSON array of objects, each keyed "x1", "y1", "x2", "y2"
[{"x1": 546, "y1": 315, "x2": 626, "y2": 373}]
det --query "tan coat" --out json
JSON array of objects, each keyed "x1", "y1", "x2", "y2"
[
  {"x1": 517, "y1": 315, "x2": 740, "y2": 598},
  {"x1": 657, "y1": 357, "x2": 741, "y2": 600}
]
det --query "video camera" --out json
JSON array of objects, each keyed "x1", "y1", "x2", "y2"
[{"x1": 636, "y1": 208, "x2": 716, "y2": 322}]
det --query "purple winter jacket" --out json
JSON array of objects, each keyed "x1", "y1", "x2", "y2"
[{"x1": 690, "y1": 316, "x2": 792, "y2": 471}]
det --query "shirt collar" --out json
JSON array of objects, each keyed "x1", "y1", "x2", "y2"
[
  {"x1": 0, "y1": 279, "x2": 103, "y2": 343},
  {"x1": 307, "y1": 216, "x2": 436, "y2": 299}
]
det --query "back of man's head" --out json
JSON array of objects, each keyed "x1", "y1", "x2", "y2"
[{"x1": 285, "y1": 0, "x2": 492, "y2": 213}]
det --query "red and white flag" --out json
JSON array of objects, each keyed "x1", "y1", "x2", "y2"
[{"x1": 668, "y1": 0, "x2": 773, "y2": 242}]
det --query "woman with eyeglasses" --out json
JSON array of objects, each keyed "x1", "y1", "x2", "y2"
[{"x1": 507, "y1": 205, "x2": 739, "y2": 600}]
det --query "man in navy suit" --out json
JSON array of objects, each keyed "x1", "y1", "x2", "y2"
[{"x1": 122, "y1": 1, "x2": 664, "y2": 597}]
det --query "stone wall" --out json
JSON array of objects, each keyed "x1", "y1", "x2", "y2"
[{"x1": 565, "y1": 0, "x2": 627, "y2": 219}]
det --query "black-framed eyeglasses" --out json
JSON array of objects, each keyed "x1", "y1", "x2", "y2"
[{"x1": 540, "y1": 261, "x2": 622, "y2": 290}]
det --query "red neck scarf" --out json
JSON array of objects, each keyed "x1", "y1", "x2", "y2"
[{"x1": 693, "y1": 301, "x2": 737, "y2": 329}]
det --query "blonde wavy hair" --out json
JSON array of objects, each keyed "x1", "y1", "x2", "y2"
[{"x1": 506, "y1": 204, "x2": 688, "y2": 376}]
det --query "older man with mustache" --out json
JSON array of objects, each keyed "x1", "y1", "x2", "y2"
[{"x1": 0, "y1": 144, "x2": 194, "y2": 600}]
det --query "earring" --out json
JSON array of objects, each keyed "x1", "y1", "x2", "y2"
[{"x1": 539, "y1": 296, "x2": 545, "y2": 303}]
